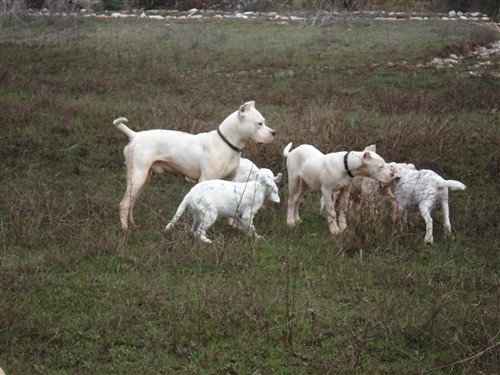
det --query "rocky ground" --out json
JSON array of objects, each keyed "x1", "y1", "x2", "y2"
[{"x1": 25, "y1": 7, "x2": 500, "y2": 77}]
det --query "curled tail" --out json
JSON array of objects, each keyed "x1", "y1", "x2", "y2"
[
  {"x1": 444, "y1": 180, "x2": 466, "y2": 191},
  {"x1": 113, "y1": 117, "x2": 136, "y2": 139},
  {"x1": 283, "y1": 142, "x2": 293, "y2": 158},
  {"x1": 165, "y1": 195, "x2": 190, "y2": 231}
]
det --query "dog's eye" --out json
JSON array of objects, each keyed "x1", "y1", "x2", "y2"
[{"x1": 258, "y1": 122, "x2": 263, "y2": 126}]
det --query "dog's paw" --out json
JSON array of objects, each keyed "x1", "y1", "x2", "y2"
[{"x1": 329, "y1": 226, "x2": 342, "y2": 236}]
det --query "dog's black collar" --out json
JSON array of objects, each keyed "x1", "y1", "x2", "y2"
[
  {"x1": 344, "y1": 151, "x2": 354, "y2": 178},
  {"x1": 217, "y1": 127, "x2": 242, "y2": 153}
]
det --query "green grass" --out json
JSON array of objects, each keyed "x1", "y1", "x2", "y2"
[{"x1": 1, "y1": 14, "x2": 499, "y2": 374}]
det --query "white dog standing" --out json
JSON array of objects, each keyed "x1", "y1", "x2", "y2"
[
  {"x1": 113, "y1": 101, "x2": 276, "y2": 230},
  {"x1": 388, "y1": 162, "x2": 466, "y2": 244},
  {"x1": 165, "y1": 169, "x2": 281, "y2": 244},
  {"x1": 186, "y1": 157, "x2": 282, "y2": 185},
  {"x1": 283, "y1": 142, "x2": 394, "y2": 235},
  {"x1": 232, "y1": 158, "x2": 283, "y2": 184}
]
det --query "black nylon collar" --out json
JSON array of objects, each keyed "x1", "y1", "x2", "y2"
[
  {"x1": 217, "y1": 127, "x2": 242, "y2": 153},
  {"x1": 344, "y1": 151, "x2": 354, "y2": 178}
]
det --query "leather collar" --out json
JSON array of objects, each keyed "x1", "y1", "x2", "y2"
[
  {"x1": 217, "y1": 127, "x2": 242, "y2": 153},
  {"x1": 344, "y1": 151, "x2": 354, "y2": 178}
]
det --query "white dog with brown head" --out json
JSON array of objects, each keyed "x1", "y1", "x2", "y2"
[
  {"x1": 113, "y1": 101, "x2": 276, "y2": 230},
  {"x1": 283, "y1": 142, "x2": 395, "y2": 235}
]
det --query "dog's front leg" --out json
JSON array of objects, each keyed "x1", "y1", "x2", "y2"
[
  {"x1": 322, "y1": 188, "x2": 340, "y2": 235},
  {"x1": 336, "y1": 188, "x2": 350, "y2": 233},
  {"x1": 236, "y1": 212, "x2": 258, "y2": 238},
  {"x1": 419, "y1": 202, "x2": 434, "y2": 244}
]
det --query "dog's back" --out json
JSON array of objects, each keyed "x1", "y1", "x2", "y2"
[
  {"x1": 393, "y1": 167, "x2": 466, "y2": 207},
  {"x1": 283, "y1": 143, "x2": 325, "y2": 187},
  {"x1": 415, "y1": 169, "x2": 465, "y2": 198}
]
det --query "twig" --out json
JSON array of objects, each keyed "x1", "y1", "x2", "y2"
[{"x1": 417, "y1": 340, "x2": 500, "y2": 374}]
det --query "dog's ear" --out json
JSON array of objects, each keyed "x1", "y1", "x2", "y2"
[
  {"x1": 362, "y1": 151, "x2": 372, "y2": 161},
  {"x1": 364, "y1": 144, "x2": 376, "y2": 152},
  {"x1": 274, "y1": 172, "x2": 283, "y2": 185},
  {"x1": 389, "y1": 165, "x2": 400, "y2": 179},
  {"x1": 239, "y1": 101, "x2": 255, "y2": 113}
]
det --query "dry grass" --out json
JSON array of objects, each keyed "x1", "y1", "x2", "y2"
[{"x1": 0, "y1": 13, "x2": 499, "y2": 374}]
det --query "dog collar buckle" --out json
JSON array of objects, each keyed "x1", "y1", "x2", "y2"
[
  {"x1": 217, "y1": 127, "x2": 242, "y2": 153},
  {"x1": 344, "y1": 151, "x2": 354, "y2": 178}
]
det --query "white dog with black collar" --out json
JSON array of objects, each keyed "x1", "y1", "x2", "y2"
[
  {"x1": 283, "y1": 142, "x2": 394, "y2": 235},
  {"x1": 113, "y1": 101, "x2": 276, "y2": 230}
]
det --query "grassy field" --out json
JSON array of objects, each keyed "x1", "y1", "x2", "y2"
[{"x1": 1, "y1": 13, "x2": 499, "y2": 374}]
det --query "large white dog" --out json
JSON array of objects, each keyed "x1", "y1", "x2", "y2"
[
  {"x1": 283, "y1": 142, "x2": 394, "y2": 235},
  {"x1": 165, "y1": 169, "x2": 281, "y2": 244},
  {"x1": 113, "y1": 101, "x2": 276, "y2": 230},
  {"x1": 387, "y1": 162, "x2": 466, "y2": 244}
]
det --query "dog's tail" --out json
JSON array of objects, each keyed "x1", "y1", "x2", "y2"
[
  {"x1": 164, "y1": 195, "x2": 190, "y2": 231},
  {"x1": 113, "y1": 117, "x2": 136, "y2": 139},
  {"x1": 444, "y1": 180, "x2": 466, "y2": 191},
  {"x1": 283, "y1": 142, "x2": 293, "y2": 158}
]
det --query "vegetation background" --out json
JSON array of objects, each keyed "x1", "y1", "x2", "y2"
[
  {"x1": 0, "y1": 1, "x2": 499, "y2": 374},
  {"x1": 20, "y1": 0, "x2": 500, "y2": 15}
]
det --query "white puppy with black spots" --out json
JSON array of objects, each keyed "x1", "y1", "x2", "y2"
[
  {"x1": 165, "y1": 169, "x2": 280, "y2": 244},
  {"x1": 113, "y1": 101, "x2": 276, "y2": 231},
  {"x1": 388, "y1": 162, "x2": 466, "y2": 244}
]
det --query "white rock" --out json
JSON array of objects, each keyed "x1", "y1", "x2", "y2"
[{"x1": 448, "y1": 10, "x2": 456, "y2": 17}]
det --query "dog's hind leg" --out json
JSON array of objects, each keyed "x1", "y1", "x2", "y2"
[
  {"x1": 165, "y1": 194, "x2": 190, "y2": 231},
  {"x1": 440, "y1": 190, "x2": 452, "y2": 239},
  {"x1": 194, "y1": 207, "x2": 217, "y2": 244},
  {"x1": 287, "y1": 176, "x2": 304, "y2": 226},
  {"x1": 120, "y1": 167, "x2": 151, "y2": 230},
  {"x1": 292, "y1": 179, "x2": 308, "y2": 226}
]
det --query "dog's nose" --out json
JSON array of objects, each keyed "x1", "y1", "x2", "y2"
[{"x1": 271, "y1": 130, "x2": 276, "y2": 137}]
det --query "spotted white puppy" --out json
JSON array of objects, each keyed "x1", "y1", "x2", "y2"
[
  {"x1": 388, "y1": 162, "x2": 466, "y2": 244},
  {"x1": 165, "y1": 169, "x2": 280, "y2": 243}
]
